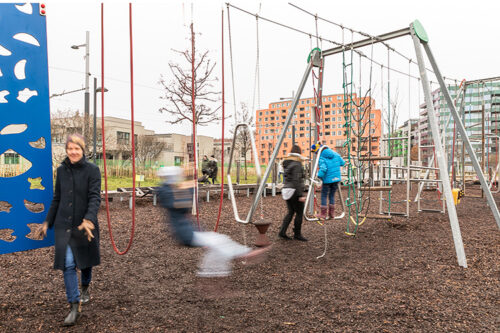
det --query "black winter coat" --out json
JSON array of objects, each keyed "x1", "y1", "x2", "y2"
[
  {"x1": 283, "y1": 155, "x2": 305, "y2": 197},
  {"x1": 44, "y1": 156, "x2": 101, "y2": 270}
]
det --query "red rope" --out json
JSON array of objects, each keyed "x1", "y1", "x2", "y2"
[
  {"x1": 191, "y1": 22, "x2": 200, "y2": 230},
  {"x1": 214, "y1": 9, "x2": 225, "y2": 232},
  {"x1": 101, "y1": 3, "x2": 136, "y2": 255}
]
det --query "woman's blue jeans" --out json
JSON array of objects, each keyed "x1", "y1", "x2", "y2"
[
  {"x1": 321, "y1": 182, "x2": 339, "y2": 206},
  {"x1": 63, "y1": 246, "x2": 92, "y2": 303}
]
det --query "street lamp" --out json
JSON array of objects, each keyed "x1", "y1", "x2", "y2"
[
  {"x1": 71, "y1": 31, "x2": 90, "y2": 144},
  {"x1": 92, "y1": 77, "x2": 108, "y2": 164}
]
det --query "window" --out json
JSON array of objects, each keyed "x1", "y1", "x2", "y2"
[
  {"x1": 261, "y1": 144, "x2": 265, "y2": 149},
  {"x1": 270, "y1": 116, "x2": 274, "y2": 120},
  {"x1": 301, "y1": 100, "x2": 304, "y2": 104},
  {"x1": 325, "y1": 124, "x2": 330, "y2": 129},
  {"x1": 270, "y1": 111, "x2": 275, "y2": 115},
  {"x1": 265, "y1": 117, "x2": 268, "y2": 121},
  {"x1": 300, "y1": 127, "x2": 304, "y2": 131},
  {"x1": 300, "y1": 120, "x2": 305, "y2": 124},
  {"x1": 259, "y1": 112, "x2": 262, "y2": 116},
  {"x1": 338, "y1": 130, "x2": 342, "y2": 135},
  {"x1": 306, "y1": 113, "x2": 310, "y2": 117},
  {"x1": 325, "y1": 104, "x2": 330, "y2": 108},
  {"x1": 174, "y1": 156, "x2": 183, "y2": 166},
  {"x1": 300, "y1": 107, "x2": 305, "y2": 111},
  {"x1": 4, "y1": 152, "x2": 19, "y2": 164},
  {"x1": 284, "y1": 142, "x2": 288, "y2": 148},
  {"x1": 266, "y1": 111, "x2": 269, "y2": 115},
  {"x1": 338, "y1": 116, "x2": 342, "y2": 121},
  {"x1": 117, "y1": 131, "x2": 130, "y2": 145},
  {"x1": 299, "y1": 133, "x2": 304, "y2": 137},
  {"x1": 325, "y1": 111, "x2": 330, "y2": 115},
  {"x1": 325, "y1": 131, "x2": 330, "y2": 136},
  {"x1": 332, "y1": 124, "x2": 336, "y2": 129},
  {"x1": 337, "y1": 96, "x2": 342, "y2": 100},
  {"x1": 329, "y1": 97, "x2": 332, "y2": 101},
  {"x1": 370, "y1": 113, "x2": 375, "y2": 119}
]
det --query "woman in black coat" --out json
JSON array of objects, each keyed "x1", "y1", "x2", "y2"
[
  {"x1": 278, "y1": 145, "x2": 308, "y2": 241},
  {"x1": 37, "y1": 134, "x2": 101, "y2": 326}
]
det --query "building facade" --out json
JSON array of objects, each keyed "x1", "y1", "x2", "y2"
[
  {"x1": 418, "y1": 79, "x2": 500, "y2": 168},
  {"x1": 255, "y1": 93, "x2": 382, "y2": 164}
]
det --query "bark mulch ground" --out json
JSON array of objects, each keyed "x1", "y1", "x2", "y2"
[{"x1": 0, "y1": 184, "x2": 498, "y2": 332}]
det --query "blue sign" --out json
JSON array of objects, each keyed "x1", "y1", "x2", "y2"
[{"x1": 0, "y1": 3, "x2": 54, "y2": 254}]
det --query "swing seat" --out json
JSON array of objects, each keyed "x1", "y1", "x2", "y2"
[{"x1": 253, "y1": 220, "x2": 272, "y2": 247}]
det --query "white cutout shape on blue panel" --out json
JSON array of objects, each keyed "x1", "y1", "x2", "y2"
[
  {"x1": 0, "y1": 45, "x2": 12, "y2": 56},
  {"x1": 0, "y1": 124, "x2": 28, "y2": 135},
  {"x1": 15, "y1": 3, "x2": 33, "y2": 15},
  {"x1": 17, "y1": 88, "x2": 37, "y2": 103},
  {"x1": 14, "y1": 59, "x2": 27, "y2": 80},
  {"x1": 0, "y1": 90, "x2": 9, "y2": 103},
  {"x1": 13, "y1": 33, "x2": 40, "y2": 47}
]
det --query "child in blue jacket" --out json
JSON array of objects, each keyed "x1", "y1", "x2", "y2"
[{"x1": 311, "y1": 143, "x2": 345, "y2": 219}]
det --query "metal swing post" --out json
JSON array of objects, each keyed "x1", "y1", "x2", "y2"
[
  {"x1": 410, "y1": 21, "x2": 467, "y2": 267},
  {"x1": 246, "y1": 58, "x2": 315, "y2": 223}
]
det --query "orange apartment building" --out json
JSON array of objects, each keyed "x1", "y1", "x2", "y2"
[{"x1": 255, "y1": 93, "x2": 382, "y2": 164}]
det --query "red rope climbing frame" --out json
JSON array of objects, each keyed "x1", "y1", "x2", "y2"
[{"x1": 101, "y1": 3, "x2": 136, "y2": 255}]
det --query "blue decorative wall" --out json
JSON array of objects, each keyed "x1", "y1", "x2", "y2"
[{"x1": 0, "y1": 3, "x2": 54, "y2": 254}]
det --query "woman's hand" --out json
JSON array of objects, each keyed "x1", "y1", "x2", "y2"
[
  {"x1": 35, "y1": 222, "x2": 48, "y2": 240},
  {"x1": 78, "y1": 219, "x2": 95, "y2": 242},
  {"x1": 298, "y1": 196, "x2": 306, "y2": 202}
]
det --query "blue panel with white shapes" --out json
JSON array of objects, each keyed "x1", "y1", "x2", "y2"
[{"x1": 0, "y1": 3, "x2": 54, "y2": 254}]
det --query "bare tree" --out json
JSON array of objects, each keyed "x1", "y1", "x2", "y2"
[
  {"x1": 158, "y1": 24, "x2": 222, "y2": 127},
  {"x1": 50, "y1": 109, "x2": 84, "y2": 168},
  {"x1": 229, "y1": 102, "x2": 255, "y2": 180},
  {"x1": 382, "y1": 87, "x2": 401, "y2": 155},
  {"x1": 134, "y1": 135, "x2": 166, "y2": 173}
]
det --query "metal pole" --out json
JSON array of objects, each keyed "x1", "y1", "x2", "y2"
[
  {"x1": 410, "y1": 24, "x2": 467, "y2": 268},
  {"x1": 84, "y1": 31, "x2": 90, "y2": 144},
  {"x1": 421, "y1": 40, "x2": 500, "y2": 230},
  {"x1": 93, "y1": 77, "x2": 97, "y2": 164},
  {"x1": 247, "y1": 60, "x2": 314, "y2": 222}
]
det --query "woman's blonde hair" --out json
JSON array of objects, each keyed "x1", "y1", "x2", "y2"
[{"x1": 65, "y1": 133, "x2": 86, "y2": 151}]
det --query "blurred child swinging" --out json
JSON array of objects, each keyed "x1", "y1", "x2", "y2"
[{"x1": 157, "y1": 166, "x2": 270, "y2": 296}]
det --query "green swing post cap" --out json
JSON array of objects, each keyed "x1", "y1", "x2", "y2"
[
  {"x1": 412, "y1": 20, "x2": 428, "y2": 42},
  {"x1": 307, "y1": 47, "x2": 321, "y2": 63}
]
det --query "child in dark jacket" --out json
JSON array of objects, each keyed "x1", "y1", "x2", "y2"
[
  {"x1": 158, "y1": 167, "x2": 269, "y2": 280},
  {"x1": 278, "y1": 145, "x2": 308, "y2": 241}
]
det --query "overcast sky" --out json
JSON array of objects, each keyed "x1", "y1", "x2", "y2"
[{"x1": 45, "y1": 0, "x2": 500, "y2": 138}]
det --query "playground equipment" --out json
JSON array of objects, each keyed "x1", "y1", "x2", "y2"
[
  {"x1": 0, "y1": 3, "x2": 55, "y2": 254},
  {"x1": 224, "y1": 8, "x2": 271, "y2": 247},
  {"x1": 228, "y1": 2, "x2": 500, "y2": 267},
  {"x1": 100, "y1": 3, "x2": 136, "y2": 255}
]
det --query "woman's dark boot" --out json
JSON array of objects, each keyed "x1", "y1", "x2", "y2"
[
  {"x1": 81, "y1": 285, "x2": 90, "y2": 304},
  {"x1": 293, "y1": 225, "x2": 308, "y2": 241},
  {"x1": 63, "y1": 301, "x2": 81, "y2": 326},
  {"x1": 278, "y1": 219, "x2": 292, "y2": 239}
]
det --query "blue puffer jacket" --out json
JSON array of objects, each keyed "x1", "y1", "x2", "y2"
[{"x1": 317, "y1": 148, "x2": 345, "y2": 184}]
